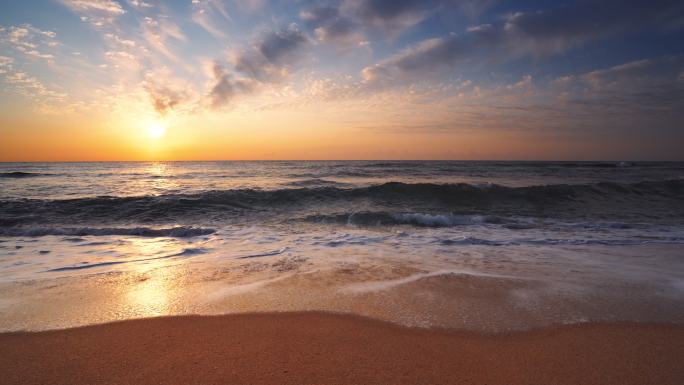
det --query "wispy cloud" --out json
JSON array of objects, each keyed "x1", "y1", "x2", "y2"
[
  {"x1": 192, "y1": 0, "x2": 231, "y2": 39},
  {"x1": 0, "y1": 55, "x2": 15, "y2": 74},
  {"x1": 553, "y1": 56, "x2": 684, "y2": 114},
  {"x1": 128, "y1": 0, "x2": 153, "y2": 9},
  {"x1": 141, "y1": 15, "x2": 186, "y2": 62},
  {"x1": 361, "y1": 1, "x2": 684, "y2": 86},
  {"x1": 60, "y1": 0, "x2": 126, "y2": 27},
  {"x1": 0, "y1": 68, "x2": 71, "y2": 113},
  {"x1": 0, "y1": 25, "x2": 59, "y2": 63}
]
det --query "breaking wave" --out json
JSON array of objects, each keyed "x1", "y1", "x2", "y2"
[
  {"x1": 0, "y1": 179, "x2": 681, "y2": 225},
  {"x1": 305, "y1": 212, "x2": 502, "y2": 227}
]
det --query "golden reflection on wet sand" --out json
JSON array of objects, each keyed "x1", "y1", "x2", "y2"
[
  {"x1": 122, "y1": 237, "x2": 180, "y2": 317},
  {"x1": 126, "y1": 270, "x2": 171, "y2": 316}
]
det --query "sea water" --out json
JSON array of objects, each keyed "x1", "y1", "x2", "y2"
[{"x1": 1, "y1": 161, "x2": 683, "y2": 331}]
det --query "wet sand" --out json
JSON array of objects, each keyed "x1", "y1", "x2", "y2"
[{"x1": 1, "y1": 312, "x2": 683, "y2": 385}]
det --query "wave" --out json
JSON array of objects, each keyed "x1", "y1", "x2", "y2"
[
  {"x1": 305, "y1": 212, "x2": 503, "y2": 227},
  {"x1": 436, "y1": 236, "x2": 684, "y2": 246},
  {"x1": 283, "y1": 178, "x2": 348, "y2": 187},
  {"x1": 0, "y1": 226, "x2": 215, "y2": 238},
  {"x1": 46, "y1": 247, "x2": 209, "y2": 272},
  {"x1": 0, "y1": 179, "x2": 681, "y2": 225},
  {"x1": 0, "y1": 172, "x2": 52, "y2": 178},
  {"x1": 286, "y1": 171, "x2": 371, "y2": 178},
  {"x1": 354, "y1": 161, "x2": 676, "y2": 169},
  {"x1": 305, "y1": 212, "x2": 674, "y2": 230}
]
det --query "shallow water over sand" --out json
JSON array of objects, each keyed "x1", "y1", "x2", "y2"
[{"x1": 1, "y1": 226, "x2": 683, "y2": 332}]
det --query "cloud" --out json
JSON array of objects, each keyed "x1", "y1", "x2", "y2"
[
  {"x1": 361, "y1": 0, "x2": 684, "y2": 85},
  {"x1": 141, "y1": 16, "x2": 186, "y2": 62},
  {"x1": 0, "y1": 55, "x2": 14, "y2": 74},
  {"x1": 60, "y1": 0, "x2": 126, "y2": 27},
  {"x1": 0, "y1": 27, "x2": 77, "y2": 112},
  {"x1": 192, "y1": 0, "x2": 231, "y2": 39},
  {"x1": 361, "y1": 36, "x2": 460, "y2": 84},
  {"x1": 343, "y1": 0, "x2": 438, "y2": 35},
  {"x1": 4, "y1": 0, "x2": 681, "y2": 140},
  {"x1": 579, "y1": 58, "x2": 684, "y2": 91},
  {"x1": 501, "y1": 0, "x2": 683, "y2": 54},
  {"x1": 0, "y1": 25, "x2": 59, "y2": 63},
  {"x1": 300, "y1": 0, "x2": 496, "y2": 44},
  {"x1": 208, "y1": 61, "x2": 256, "y2": 109},
  {"x1": 104, "y1": 50, "x2": 140, "y2": 69},
  {"x1": 128, "y1": 0, "x2": 153, "y2": 9},
  {"x1": 341, "y1": 54, "x2": 684, "y2": 142},
  {"x1": 259, "y1": 24, "x2": 308, "y2": 61},
  {"x1": 206, "y1": 24, "x2": 310, "y2": 109},
  {"x1": 100, "y1": 32, "x2": 147, "y2": 70},
  {"x1": 1, "y1": 69, "x2": 68, "y2": 106},
  {"x1": 553, "y1": 56, "x2": 684, "y2": 113},
  {"x1": 417, "y1": 57, "x2": 684, "y2": 136},
  {"x1": 143, "y1": 69, "x2": 197, "y2": 115},
  {"x1": 231, "y1": 23, "x2": 309, "y2": 83},
  {"x1": 300, "y1": 4, "x2": 362, "y2": 46},
  {"x1": 104, "y1": 33, "x2": 136, "y2": 48}
]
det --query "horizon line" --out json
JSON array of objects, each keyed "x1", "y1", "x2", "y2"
[{"x1": 1, "y1": 159, "x2": 682, "y2": 163}]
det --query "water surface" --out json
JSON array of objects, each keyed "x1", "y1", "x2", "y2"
[{"x1": 1, "y1": 161, "x2": 683, "y2": 331}]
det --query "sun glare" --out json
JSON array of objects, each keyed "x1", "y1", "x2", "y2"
[{"x1": 147, "y1": 123, "x2": 166, "y2": 139}]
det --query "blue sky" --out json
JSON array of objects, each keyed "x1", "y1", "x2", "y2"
[{"x1": 1, "y1": 1, "x2": 683, "y2": 160}]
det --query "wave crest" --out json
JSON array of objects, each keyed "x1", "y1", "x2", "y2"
[
  {"x1": 0, "y1": 172, "x2": 52, "y2": 178},
  {"x1": 0, "y1": 179, "x2": 681, "y2": 225},
  {"x1": 305, "y1": 212, "x2": 501, "y2": 227}
]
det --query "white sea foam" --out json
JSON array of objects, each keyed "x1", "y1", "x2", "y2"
[
  {"x1": 206, "y1": 275, "x2": 290, "y2": 300},
  {"x1": 340, "y1": 269, "x2": 511, "y2": 294},
  {"x1": 390, "y1": 213, "x2": 486, "y2": 227}
]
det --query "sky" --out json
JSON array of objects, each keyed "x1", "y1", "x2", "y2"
[{"x1": 0, "y1": 0, "x2": 683, "y2": 161}]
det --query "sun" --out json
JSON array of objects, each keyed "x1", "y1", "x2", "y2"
[{"x1": 147, "y1": 123, "x2": 166, "y2": 138}]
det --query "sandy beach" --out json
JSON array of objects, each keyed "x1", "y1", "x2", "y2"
[{"x1": 1, "y1": 312, "x2": 683, "y2": 385}]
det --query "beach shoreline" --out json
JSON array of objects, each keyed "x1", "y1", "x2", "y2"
[{"x1": 2, "y1": 312, "x2": 683, "y2": 385}]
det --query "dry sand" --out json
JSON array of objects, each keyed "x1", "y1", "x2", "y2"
[{"x1": 1, "y1": 312, "x2": 683, "y2": 385}]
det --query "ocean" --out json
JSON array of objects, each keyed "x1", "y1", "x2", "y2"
[{"x1": 1, "y1": 161, "x2": 683, "y2": 331}]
